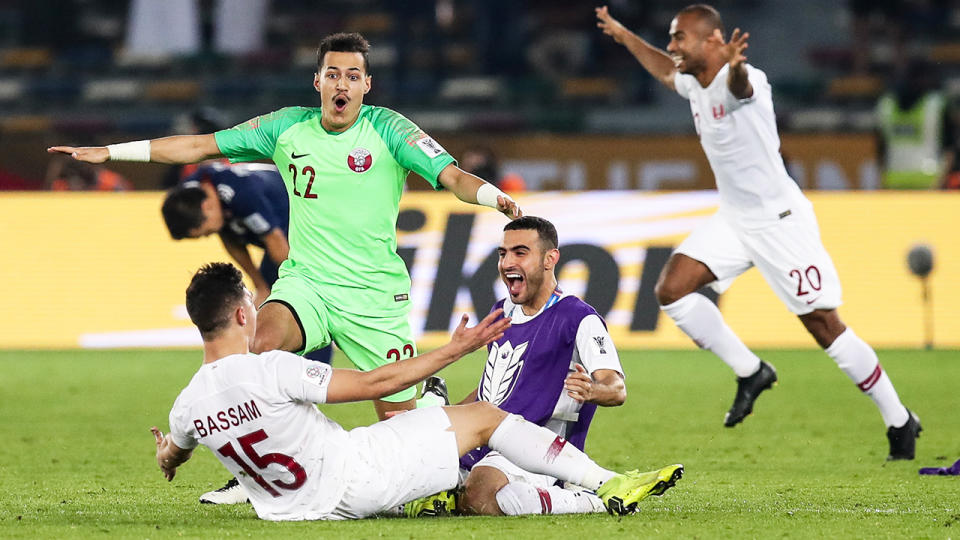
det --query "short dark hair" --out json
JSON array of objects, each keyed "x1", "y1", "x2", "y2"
[
  {"x1": 161, "y1": 184, "x2": 208, "y2": 240},
  {"x1": 186, "y1": 262, "x2": 246, "y2": 339},
  {"x1": 317, "y1": 32, "x2": 370, "y2": 73},
  {"x1": 504, "y1": 216, "x2": 558, "y2": 251},
  {"x1": 678, "y1": 4, "x2": 725, "y2": 39}
]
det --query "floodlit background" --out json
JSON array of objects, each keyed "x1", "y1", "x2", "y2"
[{"x1": 1, "y1": 0, "x2": 958, "y2": 348}]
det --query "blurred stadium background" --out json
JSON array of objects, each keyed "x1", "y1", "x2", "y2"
[{"x1": 1, "y1": 0, "x2": 959, "y2": 350}]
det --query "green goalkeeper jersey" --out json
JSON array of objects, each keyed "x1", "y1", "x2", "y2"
[{"x1": 214, "y1": 105, "x2": 455, "y2": 316}]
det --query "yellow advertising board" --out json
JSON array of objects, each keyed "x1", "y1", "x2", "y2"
[{"x1": 1, "y1": 191, "x2": 958, "y2": 349}]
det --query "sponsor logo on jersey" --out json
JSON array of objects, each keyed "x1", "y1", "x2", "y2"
[
  {"x1": 416, "y1": 136, "x2": 446, "y2": 158},
  {"x1": 290, "y1": 151, "x2": 309, "y2": 159},
  {"x1": 593, "y1": 336, "x2": 607, "y2": 354},
  {"x1": 712, "y1": 104, "x2": 726, "y2": 120},
  {"x1": 394, "y1": 294, "x2": 409, "y2": 302},
  {"x1": 347, "y1": 147, "x2": 373, "y2": 173},
  {"x1": 480, "y1": 340, "x2": 528, "y2": 405},
  {"x1": 303, "y1": 364, "x2": 331, "y2": 387}
]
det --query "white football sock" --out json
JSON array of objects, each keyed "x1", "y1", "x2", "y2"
[
  {"x1": 495, "y1": 482, "x2": 605, "y2": 515},
  {"x1": 661, "y1": 293, "x2": 761, "y2": 378},
  {"x1": 488, "y1": 414, "x2": 615, "y2": 491},
  {"x1": 825, "y1": 328, "x2": 909, "y2": 427}
]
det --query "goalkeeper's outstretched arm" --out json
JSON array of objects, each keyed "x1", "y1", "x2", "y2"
[{"x1": 47, "y1": 134, "x2": 223, "y2": 165}]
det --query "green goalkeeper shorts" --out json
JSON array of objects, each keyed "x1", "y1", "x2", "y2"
[{"x1": 265, "y1": 269, "x2": 418, "y2": 403}]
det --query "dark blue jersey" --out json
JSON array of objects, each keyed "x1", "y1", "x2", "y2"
[{"x1": 183, "y1": 162, "x2": 289, "y2": 249}]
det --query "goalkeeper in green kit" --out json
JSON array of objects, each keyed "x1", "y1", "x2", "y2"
[{"x1": 49, "y1": 32, "x2": 521, "y2": 424}]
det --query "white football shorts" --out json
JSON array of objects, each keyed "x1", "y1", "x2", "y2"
[
  {"x1": 329, "y1": 407, "x2": 459, "y2": 519},
  {"x1": 459, "y1": 450, "x2": 558, "y2": 489},
  {"x1": 674, "y1": 209, "x2": 842, "y2": 315}
]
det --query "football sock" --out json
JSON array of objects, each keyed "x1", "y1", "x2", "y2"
[
  {"x1": 825, "y1": 328, "x2": 909, "y2": 427},
  {"x1": 662, "y1": 293, "x2": 761, "y2": 378},
  {"x1": 488, "y1": 414, "x2": 615, "y2": 491},
  {"x1": 495, "y1": 482, "x2": 604, "y2": 515}
]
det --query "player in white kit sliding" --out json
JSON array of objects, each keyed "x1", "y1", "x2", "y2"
[
  {"x1": 596, "y1": 4, "x2": 920, "y2": 460},
  {"x1": 151, "y1": 262, "x2": 684, "y2": 520}
]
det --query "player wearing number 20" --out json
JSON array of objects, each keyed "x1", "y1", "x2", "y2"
[
  {"x1": 49, "y1": 32, "x2": 521, "y2": 421},
  {"x1": 596, "y1": 4, "x2": 919, "y2": 460}
]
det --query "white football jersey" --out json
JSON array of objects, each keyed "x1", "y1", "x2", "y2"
[
  {"x1": 675, "y1": 64, "x2": 811, "y2": 229},
  {"x1": 168, "y1": 351, "x2": 350, "y2": 521}
]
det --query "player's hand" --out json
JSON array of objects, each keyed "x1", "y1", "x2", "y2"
[
  {"x1": 596, "y1": 6, "x2": 628, "y2": 44},
  {"x1": 717, "y1": 28, "x2": 749, "y2": 70},
  {"x1": 497, "y1": 195, "x2": 522, "y2": 220},
  {"x1": 47, "y1": 146, "x2": 110, "y2": 163},
  {"x1": 449, "y1": 309, "x2": 511, "y2": 356},
  {"x1": 564, "y1": 364, "x2": 595, "y2": 403},
  {"x1": 151, "y1": 426, "x2": 177, "y2": 481}
]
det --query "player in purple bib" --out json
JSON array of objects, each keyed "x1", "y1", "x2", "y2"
[{"x1": 425, "y1": 217, "x2": 677, "y2": 517}]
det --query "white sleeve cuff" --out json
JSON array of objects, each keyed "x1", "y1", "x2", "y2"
[
  {"x1": 106, "y1": 140, "x2": 151, "y2": 162},
  {"x1": 476, "y1": 183, "x2": 510, "y2": 208}
]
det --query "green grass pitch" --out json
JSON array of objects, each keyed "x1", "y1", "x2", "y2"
[{"x1": 1, "y1": 348, "x2": 957, "y2": 539}]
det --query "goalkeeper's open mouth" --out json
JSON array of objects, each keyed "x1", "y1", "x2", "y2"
[
  {"x1": 333, "y1": 94, "x2": 349, "y2": 113},
  {"x1": 504, "y1": 271, "x2": 525, "y2": 298}
]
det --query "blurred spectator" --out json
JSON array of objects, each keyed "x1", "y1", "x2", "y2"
[
  {"x1": 0, "y1": 168, "x2": 40, "y2": 191},
  {"x1": 848, "y1": 0, "x2": 948, "y2": 74},
  {"x1": 124, "y1": 0, "x2": 269, "y2": 60},
  {"x1": 940, "y1": 99, "x2": 960, "y2": 189},
  {"x1": 46, "y1": 154, "x2": 131, "y2": 191},
  {"x1": 849, "y1": 0, "x2": 907, "y2": 74},
  {"x1": 161, "y1": 107, "x2": 232, "y2": 189},
  {"x1": 460, "y1": 146, "x2": 526, "y2": 192},
  {"x1": 875, "y1": 59, "x2": 947, "y2": 189}
]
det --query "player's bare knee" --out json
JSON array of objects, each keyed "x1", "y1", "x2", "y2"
[
  {"x1": 480, "y1": 401, "x2": 508, "y2": 424},
  {"x1": 460, "y1": 478, "x2": 501, "y2": 516},
  {"x1": 461, "y1": 467, "x2": 507, "y2": 516},
  {"x1": 655, "y1": 276, "x2": 686, "y2": 306},
  {"x1": 800, "y1": 309, "x2": 846, "y2": 348},
  {"x1": 467, "y1": 402, "x2": 508, "y2": 441}
]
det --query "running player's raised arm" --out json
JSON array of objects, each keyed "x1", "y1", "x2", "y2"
[
  {"x1": 719, "y1": 28, "x2": 753, "y2": 100},
  {"x1": 596, "y1": 6, "x2": 676, "y2": 90},
  {"x1": 47, "y1": 134, "x2": 222, "y2": 165}
]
